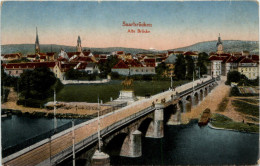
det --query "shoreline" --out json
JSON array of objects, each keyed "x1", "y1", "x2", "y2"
[
  {"x1": 2, "y1": 108, "x2": 96, "y2": 119},
  {"x1": 208, "y1": 122, "x2": 259, "y2": 134}
]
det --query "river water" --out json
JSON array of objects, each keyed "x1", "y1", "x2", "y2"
[
  {"x1": 110, "y1": 121, "x2": 259, "y2": 165},
  {"x1": 1, "y1": 115, "x2": 84, "y2": 149},
  {"x1": 1, "y1": 116, "x2": 259, "y2": 165}
]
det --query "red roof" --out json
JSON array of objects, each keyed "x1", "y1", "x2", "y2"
[
  {"x1": 100, "y1": 55, "x2": 107, "y2": 59},
  {"x1": 218, "y1": 53, "x2": 231, "y2": 57},
  {"x1": 3, "y1": 62, "x2": 56, "y2": 69},
  {"x1": 57, "y1": 56, "x2": 68, "y2": 62},
  {"x1": 209, "y1": 56, "x2": 223, "y2": 61},
  {"x1": 67, "y1": 52, "x2": 81, "y2": 58},
  {"x1": 27, "y1": 54, "x2": 37, "y2": 58},
  {"x1": 2, "y1": 53, "x2": 21, "y2": 59},
  {"x1": 46, "y1": 52, "x2": 55, "y2": 56},
  {"x1": 168, "y1": 51, "x2": 174, "y2": 54},
  {"x1": 125, "y1": 59, "x2": 143, "y2": 67},
  {"x1": 144, "y1": 58, "x2": 156, "y2": 63},
  {"x1": 184, "y1": 51, "x2": 198, "y2": 56},
  {"x1": 40, "y1": 56, "x2": 46, "y2": 59},
  {"x1": 60, "y1": 63, "x2": 77, "y2": 72},
  {"x1": 239, "y1": 58, "x2": 255, "y2": 63},
  {"x1": 112, "y1": 60, "x2": 129, "y2": 69},
  {"x1": 225, "y1": 56, "x2": 238, "y2": 63},
  {"x1": 116, "y1": 51, "x2": 124, "y2": 55},
  {"x1": 82, "y1": 51, "x2": 91, "y2": 56},
  {"x1": 251, "y1": 55, "x2": 259, "y2": 62},
  {"x1": 71, "y1": 56, "x2": 93, "y2": 62}
]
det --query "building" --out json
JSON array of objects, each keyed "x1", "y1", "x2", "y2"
[
  {"x1": 238, "y1": 57, "x2": 259, "y2": 80},
  {"x1": 209, "y1": 56, "x2": 223, "y2": 77},
  {"x1": 216, "y1": 33, "x2": 223, "y2": 54},
  {"x1": 76, "y1": 36, "x2": 82, "y2": 52},
  {"x1": 112, "y1": 59, "x2": 155, "y2": 75},
  {"x1": 2, "y1": 62, "x2": 56, "y2": 77},
  {"x1": 1, "y1": 53, "x2": 22, "y2": 62},
  {"x1": 35, "y1": 27, "x2": 40, "y2": 54}
]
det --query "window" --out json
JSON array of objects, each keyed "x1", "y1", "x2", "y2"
[
  {"x1": 9, "y1": 71, "x2": 11, "y2": 74},
  {"x1": 136, "y1": 69, "x2": 138, "y2": 72},
  {"x1": 16, "y1": 71, "x2": 18, "y2": 74}
]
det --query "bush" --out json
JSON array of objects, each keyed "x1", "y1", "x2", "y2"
[
  {"x1": 17, "y1": 98, "x2": 45, "y2": 108},
  {"x1": 229, "y1": 87, "x2": 241, "y2": 96},
  {"x1": 1, "y1": 88, "x2": 10, "y2": 103},
  {"x1": 111, "y1": 72, "x2": 120, "y2": 79}
]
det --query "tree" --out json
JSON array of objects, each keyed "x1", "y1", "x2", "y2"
[
  {"x1": 197, "y1": 52, "x2": 209, "y2": 77},
  {"x1": 155, "y1": 62, "x2": 169, "y2": 77},
  {"x1": 174, "y1": 54, "x2": 186, "y2": 80},
  {"x1": 18, "y1": 67, "x2": 60, "y2": 100},
  {"x1": 98, "y1": 55, "x2": 119, "y2": 77},
  {"x1": 185, "y1": 55, "x2": 195, "y2": 80},
  {"x1": 226, "y1": 71, "x2": 241, "y2": 85}
]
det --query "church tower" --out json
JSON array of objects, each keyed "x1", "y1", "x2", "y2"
[
  {"x1": 35, "y1": 27, "x2": 40, "y2": 54},
  {"x1": 76, "y1": 36, "x2": 82, "y2": 52},
  {"x1": 216, "y1": 33, "x2": 223, "y2": 54}
]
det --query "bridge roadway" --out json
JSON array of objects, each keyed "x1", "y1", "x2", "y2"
[{"x1": 3, "y1": 76, "x2": 214, "y2": 166}]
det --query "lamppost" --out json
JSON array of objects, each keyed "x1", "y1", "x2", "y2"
[
  {"x1": 54, "y1": 89, "x2": 57, "y2": 131},
  {"x1": 97, "y1": 97, "x2": 101, "y2": 152},
  {"x1": 170, "y1": 73, "x2": 173, "y2": 89}
]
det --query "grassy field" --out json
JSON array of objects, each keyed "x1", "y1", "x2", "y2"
[
  {"x1": 216, "y1": 97, "x2": 229, "y2": 112},
  {"x1": 211, "y1": 113, "x2": 259, "y2": 133},
  {"x1": 50, "y1": 80, "x2": 189, "y2": 103},
  {"x1": 232, "y1": 100, "x2": 259, "y2": 117},
  {"x1": 239, "y1": 98, "x2": 259, "y2": 105}
]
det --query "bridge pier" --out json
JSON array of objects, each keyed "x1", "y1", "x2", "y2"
[
  {"x1": 146, "y1": 103, "x2": 164, "y2": 138},
  {"x1": 120, "y1": 130, "x2": 142, "y2": 157},
  {"x1": 167, "y1": 103, "x2": 181, "y2": 125},
  {"x1": 91, "y1": 150, "x2": 110, "y2": 166}
]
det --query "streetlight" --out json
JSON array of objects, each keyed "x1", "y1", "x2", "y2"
[
  {"x1": 97, "y1": 97, "x2": 101, "y2": 152},
  {"x1": 53, "y1": 89, "x2": 57, "y2": 131}
]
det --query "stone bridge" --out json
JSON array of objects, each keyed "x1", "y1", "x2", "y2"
[{"x1": 2, "y1": 76, "x2": 218, "y2": 166}]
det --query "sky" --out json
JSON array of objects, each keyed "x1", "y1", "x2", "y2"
[{"x1": 1, "y1": 1, "x2": 259, "y2": 50}]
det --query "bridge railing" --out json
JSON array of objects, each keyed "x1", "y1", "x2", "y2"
[{"x1": 51, "y1": 105, "x2": 155, "y2": 165}]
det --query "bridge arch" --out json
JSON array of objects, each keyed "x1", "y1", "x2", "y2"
[
  {"x1": 104, "y1": 133, "x2": 128, "y2": 156},
  {"x1": 204, "y1": 87, "x2": 208, "y2": 97},
  {"x1": 199, "y1": 89, "x2": 204, "y2": 101},
  {"x1": 138, "y1": 118, "x2": 153, "y2": 136},
  {"x1": 178, "y1": 100, "x2": 184, "y2": 113},
  {"x1": 193, "y1": 92, "x2": 199, "y2": 106},
  {"x1": 185, "y1": 95, "x2": 192, "y2": 112}
]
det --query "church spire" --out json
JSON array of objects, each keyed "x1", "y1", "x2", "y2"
[
  {"x1": 76, "y1": 35, "x2": 82, "y2": 52},
  {"x1": 216, "y1": 33, "x2": 223, "y2": 54},
  {"x1": 217, "y1": 33, "x2": 222, "y2": 46},
  {"x1": 35, "y1": 27, "x2": 40, "y2": 54}
]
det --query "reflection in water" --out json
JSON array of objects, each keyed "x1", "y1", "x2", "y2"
[{"x1": 110, "y1": 121, "x2": 259, "y2": 165}]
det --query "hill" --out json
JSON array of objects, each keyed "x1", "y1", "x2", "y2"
[
  {"x1": 172, "y1": 40, "x2": 259, "y2": 54},
  {"x1": 1, "y1": 40, "x2": 259, "y2": 55},
  {"x1": 0, "y1": 44, "x2": 157, "y2": 55}
]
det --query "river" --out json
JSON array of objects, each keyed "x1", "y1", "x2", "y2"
[
  {"x1": 110, "y1": 121, "x2": 259, "y2": 165},
  {"x1": 1, "y1": 115, "x2": 86, "y2": 149},
  {"x1": 1, "y1": 116, "x2": 259, "y2": 165}
]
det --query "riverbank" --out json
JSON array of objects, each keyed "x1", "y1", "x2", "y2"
[
  {"x1": 209, "y1": 113, "x2": 259, "y2": 133},
  {"x1": 181, "y1": 77, "x2": 259, "y2": 132}
]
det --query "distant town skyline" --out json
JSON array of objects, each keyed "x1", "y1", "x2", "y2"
[{"x1": 1, "y1": 1, "x2": 259, "y2": 50}]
